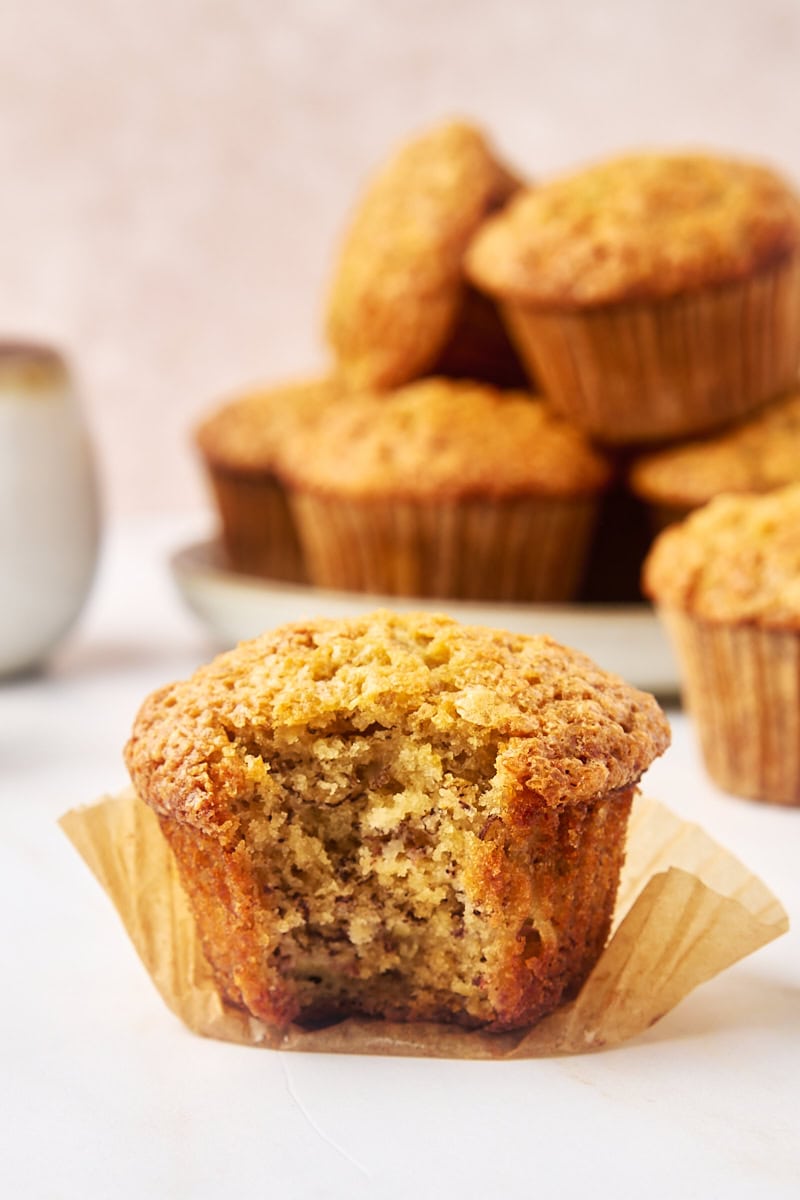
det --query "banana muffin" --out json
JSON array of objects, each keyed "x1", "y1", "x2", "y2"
[
  {"x1": 643, "y1": 484, "x2": 800, "y2": 805},
  {"x1": 467, "y1": 151, "x2": 800, "y2": 443},
  {"x1": 326, "y1": 120, "x2": 525, "y2": 390},
  {"x1": 629, "y1": 386, "x2": 800, "y2": 529},
  {"x1": 195, "y1": 377, "x2": 342, "y2": 580},
  {"x1": 280, "y1": 377, "x2": 615, "y2": 601},
  {"x1": 125, "y1": 610, "x2": 670, "y2": 1031}
]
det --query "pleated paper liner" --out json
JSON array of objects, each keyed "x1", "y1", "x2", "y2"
[
  {"x1": 207, "y1": 467, "x2": 308, "y2": 583},
  {"x1": 290, "y1": 492, "x2": 598, "y2": 602},
  {"x1": 660, "y1": 609, "x2": 800, "y2": 806},
  {"x1": 60, "y1": 787, "x2": 787, "y2": 1058},
  {"x1": 501, "y1": 259, "x2": 800, "y2": 445}
]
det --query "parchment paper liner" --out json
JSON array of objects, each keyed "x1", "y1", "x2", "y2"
[
  {"x1": 500, "y1": 259, "x2": 800, "y2": 445},
  {"x1": 659, "y1": 609, "x2": 800, "y2": 806},
  {"x1": 291, "y1": 492, "x2": 598, "y2": 602},
  {"x1": 60, "y1": 787, "x2": 788, "y2": 1059}
]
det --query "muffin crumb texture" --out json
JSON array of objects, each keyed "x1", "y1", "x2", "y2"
[{"x1": 126, "y1": 611, "x2": 669, "y2": 1032}]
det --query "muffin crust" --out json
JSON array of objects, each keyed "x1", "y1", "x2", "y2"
[
  {"x1": 643, "y1": 484, "x2": 800, "y2": 628},
  {"x1": 194, "y1": 377, "x2": 342, "y2": 477},
  {"x1": 279, "y1": 378, "x2": 614, "y2": 501},
  {"x1": 629, "y1": 388, "x2": 800, "y2": 509},
  {"x1": 326, "y1": 120, "x2": 519, "y2": 387},
  {"x1": 467, "y1": 152, "x2": 800, "y2": 308}
]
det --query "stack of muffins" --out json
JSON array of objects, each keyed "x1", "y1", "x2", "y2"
[{"x1": 196, "y1": 120, "x2": 800, "y2": 609}]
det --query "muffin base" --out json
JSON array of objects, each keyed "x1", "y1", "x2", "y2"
[
  {"x1": 661, "y1": 608, "x2": 800, "y2": 805},
  {"x1": 208, "y1": 468, "x2": 307, "y2": 582},
  {"x1": 502, "y1": 259, "x2": 800, "y2": 444},
  {"x1": 158, "y1": 768, "x2": 634, "y2": 1033},
  {"x1": 291, "y1": 492, "x2": 599, "y2": 602}
]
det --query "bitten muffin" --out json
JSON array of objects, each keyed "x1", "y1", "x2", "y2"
[
  {"x1": 195, "y1": 377, "x2": 342, "y2": 581},
  {"x1": 629, "y1": 386, "x2": 800, "y2": 529},
  {"x1": 467, "y1": 151, "x2": 800, "y2": 444},
  {"x1": 643, "y1": 484, "x2": 800, "y2": 805},
  {"x1": 326, "y1": 119, "x2": 526, "y2": 390},
  {"x1": 125, "y1": 610, "x2": 670, "y2": 1032},
  {"x1": 280, "y1": 378, "x2": 615, "y2": 602}
]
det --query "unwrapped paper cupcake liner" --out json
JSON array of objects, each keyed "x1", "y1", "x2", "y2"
[
  {"x1": 60, "y1": 787, "x2": 787, "y2": 1059},
  {"x1": 660, "y1": 609, "x2": 800, "y2": 806},
  {"x1": 501, "y1": 259, "x2": 800, "y2": 445},
  {"x1": 291, "y1": 492, "x2": 598, "y2": 602}
]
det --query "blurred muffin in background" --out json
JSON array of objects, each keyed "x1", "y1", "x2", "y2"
[
  {"x1": 281, "y1": 378, "x2": 614, "y2": 602},
  {"x1": 326, "y1": 120, "x2": 527, "y2": 391},
  {"x1": 195, "y1": 377, "x2": 343, "y2": 581},
  {"x1": 643, "y1": 484, "x2": 800, "y2": 806},
  {"x1": 467, "y1": 151, "x2": 800, "y2": 444},
  {"x1": 629, "y1": 386, "x2": 800, "y2": 530}
]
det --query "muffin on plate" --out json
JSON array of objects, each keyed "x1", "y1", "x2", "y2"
[
  {"x1": 194, "y1": 377, "x2": 342, "y2": 581},
  {"x1": 281, "y1": 378, "x2": 615, "y2": 602},
  {"x1": 629, "y1": 386, "x2": 800, "y2": 530},
  {"x1": 643, "y1": 484, "x2": 800, "y2": 805},
  {"x1": 125, "y1": 610, "x2": 670, "y2": 1031},
  {"x1": 467, "y1": 151, "x2": 800, "y2": 444},
  {"x1": 326, "y1": 119, "x2": 526, "y2": 390}
]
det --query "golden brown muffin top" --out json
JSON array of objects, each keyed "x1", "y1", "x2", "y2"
[
  {"x1": 326, "y1": 120, "x2": 519, "y2": 388},
  {"x1": 467, "y1": 151, "x2": 800, "y2": 308},
  {"x1": 629, "y1": 389, "x2": 800, "y2": 508},
  {"x1": 643, "y1": 484, "x2": 800, "y2": 627},
  {"x1": 125, "y1": 610, "x2": 670, "y2": 833},
  {"x1": 279, "y1": 378, "x2": 614, "y2": 500},
  {"x1": 194, "y1": 377, "x2": 342, "y2": 476}
]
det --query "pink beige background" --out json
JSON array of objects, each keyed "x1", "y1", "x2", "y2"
[{"x1": 3, "y1": 0, "x2": 800, "y2": 518}]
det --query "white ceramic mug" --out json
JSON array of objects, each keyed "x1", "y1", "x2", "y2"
[{"x1": 0, "y1": 342, "x2": 100, "y2": 675}]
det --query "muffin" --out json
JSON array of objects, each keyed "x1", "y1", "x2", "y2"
[
  {"x1": 467, "y1": 151, "x2": 800, "y2": 444},
  {"x1": 281, "y1": 378, "x2": 615, "y2": 602},
  {"x1": 124, "y1": 610, "x2": 670, "y2": 1032},
  {"x1": 326, "y1": 120, "x2": 526, "y2": 390},
  {"x1": 643, "y1": 484, "x2": 800, "y2": 805},
  {"x1": 194, "y1": 377, "x2": 342, "y2": 581},
  {"x1": 629, "y1": 386, "x2": 800, "y2": 529}
]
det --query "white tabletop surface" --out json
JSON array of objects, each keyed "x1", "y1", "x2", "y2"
[{"x1": 1, "y1": 516, "x2": 798, "y2": 1200}]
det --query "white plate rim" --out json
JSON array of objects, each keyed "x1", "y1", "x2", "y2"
[{"x1": 170, "y1": 537, "x2": 680, "y2": 699}]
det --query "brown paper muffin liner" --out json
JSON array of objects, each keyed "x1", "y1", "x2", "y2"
[
  {"x1": 660, "y1": 608, "x2": 800, "y2": 805},
  {"x1": 59, "y1": 787, "x2": 788, "y2": 1058},
  {"x1": 207, "y1": 467, "x2": 307, "y2": 582},
  {"x1": 290, "y1": 492, "x2": 598, "y2": 602},
  {"x1": 501, "y1": 259, "x2": 800, "y2": 445}
]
